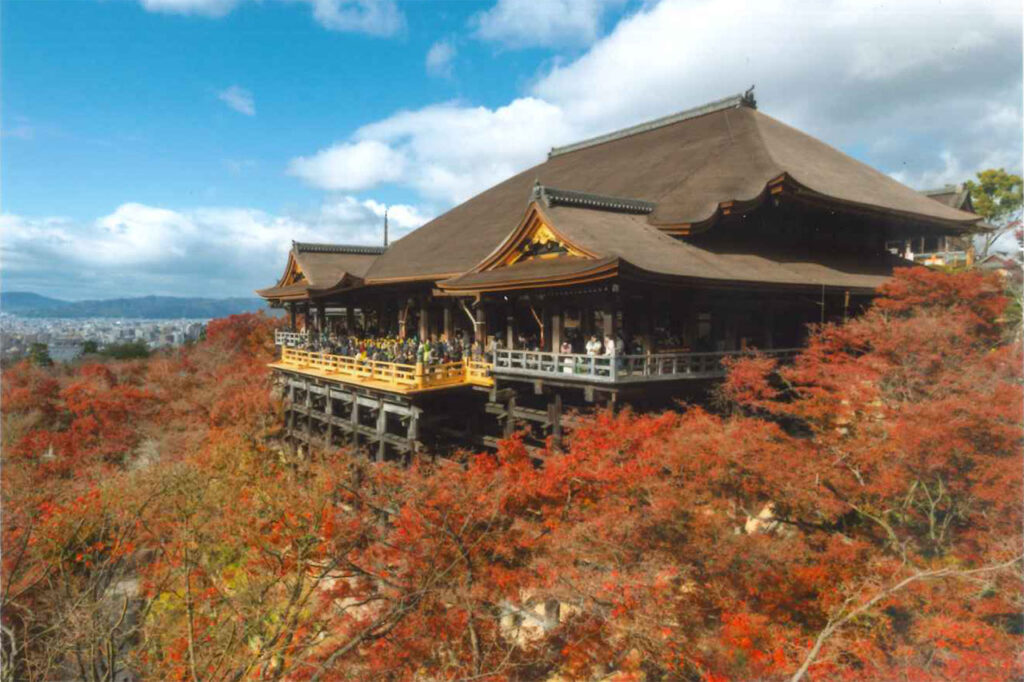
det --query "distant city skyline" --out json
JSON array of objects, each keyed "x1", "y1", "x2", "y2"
[{"x1": 2, "y1": 0, "x2": 1021, "y2": 300}]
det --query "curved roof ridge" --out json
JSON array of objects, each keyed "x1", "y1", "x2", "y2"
[
  {"x1": 548, "y1": 90, "x2": 755, "y2": 158},
  {"x1": 293, "y1": 242, "x2": 387, "y2": 255},
  {"x1": 534, "y1": 183, "x2": 656, "y2": 214}
]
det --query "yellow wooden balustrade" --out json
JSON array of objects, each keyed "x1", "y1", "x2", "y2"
[
  {"x1": 277, "y1": 347, "x2": 493, "y2": 391},
  {"x1": 465, "y1": 360, "x2": 493, "y2": 387}
]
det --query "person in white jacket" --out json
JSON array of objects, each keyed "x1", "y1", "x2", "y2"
[{"x1": 603, "y1": 335, "x2": 616, "y2": 356}]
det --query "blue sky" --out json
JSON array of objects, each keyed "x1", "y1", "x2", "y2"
[{"x1": 2, "y1": 0, "x2": 1021, "y2": 300}]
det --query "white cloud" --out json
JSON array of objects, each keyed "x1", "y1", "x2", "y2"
[
  {"x1": 473, "y1": 0, "x2": 624, "y2": 48},
  {"x1": 0, "y1": 197, "x2": 431, "y2": 299},
  {"x1": 289, "y1": 0, "x2": 1021, "y2": 210},
  {"x1": 303, "y1": 0, "x2": 403, "y2": 36},
  {"x1": 137, "y1": 0, "x2": 403, "y2": 35},
  {"x1": 287, "y1": 140, "x2": 408, "y2": 192},
  {"x1": 350, "y1": 98, "x2": 573, "y2": 204},
  {"x1": 217, "y1": 85, "x2": 255, "y2": 116},
  {"x1": 140, "y1": 0, "x2": 239, "y2": 17},
  {"x1": 426, "y1": 40, "x2": 456, "y2": 78}
]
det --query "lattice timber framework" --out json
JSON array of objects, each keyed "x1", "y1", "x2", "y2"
[{"x1": 272, "y1": 340, "x2": 802, "y2": 456}]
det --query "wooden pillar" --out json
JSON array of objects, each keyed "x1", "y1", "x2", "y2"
[
  {"x1": 375, "y1": 398, "x2": 386, "y2": 463},
  {"x1": 345, "y1": 305, "x2": 355, "y2": 333},
  {"x1": 548, "y1": 392, "x2": 563, "y2": 450},
  {"x1": 407, "y1": 409, "x2": 419, "y2": 446},
  {"x1": 304, "y1": 379, "x2": 313, "y2": 453},
  {"x1": 542, "y1": 304, "x2": 552, "y2": 351},
  {"x1": 350, "y1": 392, "x2": 359, "y2": 447},
  {"x1": 419, "y1": 302, "x2": 430, "y2": 340},
  {"x1": 551, "y1": 305, "x2": 563, "y2": 351},
  {"x1": 602, "y1": 303, "x2": 614, "y2": 338},
  {"x1": 581, "y1": 304, "x2": 593, "y2": 339},
  {"x1": 286, "y1": 381, "x2": 296, "y2": 442},
  {"x1": 288, "y1": 303, "x2": 297, "y2": 331},
  {"x1": 438, "y1": 303, "x2": 450, "y2": 337},
  {"x1": 642, "y1": 293, "x2": 654, "y2": 353},
  {"x1": 326, "y1": 395, "x2": 334, "y2": 448},
  {"x1": 764, "y1": 299, "x2": 776, "y2": 349},
  {"x1": 407, "y1": 408, "x2": 420, "y2": 453},
  {"x1": 503, "y1": 394, "x2": 517, "y2": 437},
  {"x1": 506, "y1": 305, "x2": 515, "y2": 349},
  {"x1": 474, "y1": 303, "x2": 487, "y2": 345},
  {"x1": 303, "y1": 304, "x2": 311, "y2": 332},
  {"x1": 315, "y1": 303, "x2": 326, "y2": 334}
]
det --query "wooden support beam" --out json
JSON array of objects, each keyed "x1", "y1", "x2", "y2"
[
  {"x1": 326, "y1": 395, "x2": 334, "y2": 449},
  {"x1": 304, "y1": 379, "x2": 313, "y2": 454},
  {"x1": 350, "y1": 389, "x2": 359, "y2": 447},
  {"x1": 375, "y1": 397, "x2": 387, "y2": 462},
  {"x1": 503, "y1": 394, "x2": 517, "y2": 437},
  {"x1": 548, "y1": 393, "x2": 563, "y2": 450},
  {"x1": 407, "y1": 409, "x2": 420, "y2": 444}
]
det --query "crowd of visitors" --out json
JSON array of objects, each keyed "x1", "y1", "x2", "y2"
[
  {"x1": 287, "y1": 326, "x2": 648, "y2": 364},
  {"x1": 296, "y1": 328, "x2": 484, "y2": 366}
]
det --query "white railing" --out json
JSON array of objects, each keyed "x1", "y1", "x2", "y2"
[
  {"x1": 492, "y1": 348, "x2": 799, "y2": 383},
  {"x1": 275, "y1": 330, "x2": 310, "y2": 347}
]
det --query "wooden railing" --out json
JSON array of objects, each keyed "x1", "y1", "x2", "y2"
[
  {"x1": 465, "y1": 360, "x2": 493, "y2": 386},
  {"x1": 492, "y1": 348, "x2": 799, "y2": 383},
  {"x1": 275, "y1": 330, "x2": 310, "y2": 347},
  {"x1": 277, "y1": 344, "x2": 796, "y2": 389},
  {"x1": 280, "y1": 347, "x2": 422, "y2": 389},
  {"x1": 277, "y1": 347, "x2": 495, "y2": 390}
]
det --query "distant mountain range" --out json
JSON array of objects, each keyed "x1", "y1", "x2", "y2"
[{"x1": 1, "y1": 292, "x2": 274, "y2": 319}]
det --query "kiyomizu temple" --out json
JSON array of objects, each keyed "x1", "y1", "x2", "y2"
[{"x1": 258, "y1": 92, "x2": 981, "y2": 458}]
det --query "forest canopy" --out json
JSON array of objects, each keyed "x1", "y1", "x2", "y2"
[{"x1": 1, "y1": 267, "x2": 1021, "y2": 681}]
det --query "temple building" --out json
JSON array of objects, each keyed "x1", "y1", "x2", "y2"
[
  {"x1": 886, "y1": 183, "x2": 981, "y2": 266},
  {"x1": 258, "y1": 92, "x2": 981, "y2": 457}
]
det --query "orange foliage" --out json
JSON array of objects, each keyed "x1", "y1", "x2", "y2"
[{"x1": 2, "y1": 277, "x2": 1020, "y2": 681}]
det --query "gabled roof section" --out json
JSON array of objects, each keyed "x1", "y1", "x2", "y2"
[
  {"x1": 290, "y1": 241, "x2": 382, "y2": 287},
  {"x1": 257, "y1": 242, "x2": 385, "y2": 301},
  {"x1": 366, "y1": 92, "x2": 981, "y2": 283},
  {"x1": 921, "y1": 184, "x2": 974, "y2": 213},
  {"x1": 472, "y1": 198, "x2": 599, "y2": 273}
]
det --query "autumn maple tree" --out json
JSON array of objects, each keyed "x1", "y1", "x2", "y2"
[{"x1": 2, "y1": 270, "x2": 1020, "y2": 681}]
